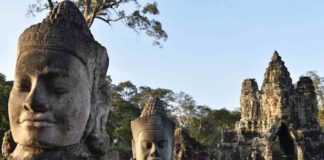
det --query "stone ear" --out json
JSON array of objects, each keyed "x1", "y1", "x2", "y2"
[
  {"x1": 83, "y1": 44, "x2": 110, "y2": 156},
  {"x1": 1, "y1": 130, "x2": 16, "y2": 158}
]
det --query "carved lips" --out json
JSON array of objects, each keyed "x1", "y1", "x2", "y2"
[{"x1": 19, "y1": 113, "x2": 57, "y2": 127}]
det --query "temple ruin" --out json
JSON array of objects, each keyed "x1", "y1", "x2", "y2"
[{"x1": 217, "y1": 51, "x2": 324, "y2": 160}]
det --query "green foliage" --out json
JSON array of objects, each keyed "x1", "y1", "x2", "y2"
[
  {"x1": 0, "y1": 73, "x2": 13, "y2": 156},
  {"x1": 142, "y1": 2, "x2": 159, "y2": 15},
  {"x1": 107, "y1": 89, "x2": 140, "y2": 149},
  {"x1": 210, "y1": 108, "x2": 240, "y2": 128},
  {"x1": 27, "y1": 0, "x2": 168, "y2": 47},
  {"x1": 186, "y1": 107, "x2": 240, "y2": 149}
]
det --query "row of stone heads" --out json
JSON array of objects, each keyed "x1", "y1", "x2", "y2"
[
  {"x1": 5, "y1": 1, "x2": 320, "y2": 159},
  {"x1": 3, "y1": 28, "x2": 187, "y2": 160},
  {"x1": 1, "y1": 2, "x2": 210, "y2": 160}
]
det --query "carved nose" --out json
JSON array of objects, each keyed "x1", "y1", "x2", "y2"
[
  {"x1": 149, "y1": 144, "x2": 160, "y2": 157},
  {"x1": 23, "y1": 83, "x2": 47, "y2": 112}
]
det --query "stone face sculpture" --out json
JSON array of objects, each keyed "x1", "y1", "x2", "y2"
[
  {"x1": 2, "y1": 1, "x2": 109, "y2": 159},
  {"x1": 131, "y1": 97, "x2": 175, "y2": 160},
  {"x1": 217, "y1": 51, "x2": 324, "y2": 160}
]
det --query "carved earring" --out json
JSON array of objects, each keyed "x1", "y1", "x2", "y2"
[{"x1": 1, "y1": 130, "x2": 16, "y2": 157}]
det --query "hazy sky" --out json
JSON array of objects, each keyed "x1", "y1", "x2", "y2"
[{"x1": 1, "y1": 0, "x2": 324, "y2": 110}]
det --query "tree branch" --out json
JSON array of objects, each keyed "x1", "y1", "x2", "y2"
[
  {"x1": 101, "y1": 0, "x2": 122, "y2": 10},
  {"x1": 95, "y1": 16, "x2": 112, "y2": 25},
  {"x1": 108, "y1": 15, "x2": 128, "y2": 22},
  {"x1": 77, "y1": 0, "x2": 83, "y2": 7},
  {"x1": 87, "y1": 2, "x2": 104, "y2": 28},
  {"x1": 95, "y1": 15, "x2": 130, "y2": 26},
  {"x1": 85, "y1": 0, "x2": 92, "y2": 16},
  {"x1": 47, "y1": 0, "x2": 54, "y2": 10}
]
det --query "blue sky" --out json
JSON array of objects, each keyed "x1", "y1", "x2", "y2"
[{"x1": 1, "y1": 0, "x2": 324, "y2": 110}]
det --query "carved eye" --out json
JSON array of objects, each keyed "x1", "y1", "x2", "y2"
[
  {"x1": 15, "y1": 79, "x2": 31, "y2": 92},
  {"x1": 157, "y1": 141, "x2": 166, "y2": 148},
  {"x1": 146, "y1": 142, "x2": 152, "y2": 149},
  {"x1": 142, "y1": 141, "x2": 152, "y2": 149},
  {"x1": 43, "y1": 75, "x2": 69, "y2": 95},
  {"x1": 52, "y1": 86, "x2": 69, "y2": 94}
]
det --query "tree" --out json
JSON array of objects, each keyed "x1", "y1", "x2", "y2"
[
  {"x1": 182, "y1": 105, "x2": 240, "y2": 149},
  {"x1": 107, "y1": 80, "x2": 140, "y2": 149},
  {"x1": 173, "y1": 91, "x2": 196, "y2": 127},
  {"x1": 27, "y1": 0, "x2": 167, "y2": 46},
  {"x1": 305, "y1": 71, "x2": 324, "y2": 108},
  {"x1": 0, "y1": 73, "x2": 13, "y2": 153},
  {"x1": 135, "y1": 86, "x2": 174, "y2": 111}
]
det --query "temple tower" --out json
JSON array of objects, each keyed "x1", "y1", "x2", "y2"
[
  {"x1": 217, "y1": 51, "x2": 324, "y2": 160},
  {"x1": 240, "y1": 79, "x2": 261, "y2": 121},
  {"x1": 296, "y1": 77, "x2": 320, "y2": 129},
  {"x1": 261, "y1": 51, "x2": 295, "y2": 123}
]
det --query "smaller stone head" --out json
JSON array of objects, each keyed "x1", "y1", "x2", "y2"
[{"x1": 131, "y1": 97, "x2": 175, "y2": 160}]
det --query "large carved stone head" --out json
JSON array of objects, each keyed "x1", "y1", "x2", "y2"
[
  {"x1": 3, "y1": 1, "x2": 109, "y2": 158},
  {"x1": 131, "y1": 97, "x2": 175, "y2": 160}
]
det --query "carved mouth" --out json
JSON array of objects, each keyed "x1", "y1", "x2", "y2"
[
  {"x1": 21, "y1": 120, "x2": 57, "y2": 127},
  {"x1": 19, "y1": 114, "x2": 57, "y2": 127},
  {"x1": 148, "y1": 158, "x2": 162, "y2": 160}
]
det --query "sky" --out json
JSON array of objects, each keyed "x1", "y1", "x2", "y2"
[{"x1": 1, "y1": 0, "x2": 324, "y2": 110}]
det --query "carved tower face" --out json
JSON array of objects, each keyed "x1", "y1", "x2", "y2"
[
  {"x1": 131, "y1": 97, "x2": 175, "y2": 160},
  {"x1": 133, "y1": 129, "x2": 173, "y2": 160},
  {"x1": 9, "y1": 49, "x2": 91, "y2": 146}
]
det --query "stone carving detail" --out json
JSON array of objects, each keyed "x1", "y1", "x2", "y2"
[
  {"x1": 2, "y1": 1, "x2": 110, "y2": 159},
  {"x1": 217, "y1": 51, "x2": 324, "y2": 160},
  {"x1": 173, "y1": 127, "x2": 210, "y2": 160},
  {"x1": 131, "y1": 97, "x2": 175, "y2": 160},
  {"x1": 240, "y1": 79, "x2": 261, "y2": 121}
]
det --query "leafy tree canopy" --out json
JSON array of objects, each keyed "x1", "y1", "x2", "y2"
[
  {"x1": 28, "y1": 0, "x2": 168, "y2": 46},
  {"x1": 0, "y1": 74, "x2": 13, "y2": 156}
]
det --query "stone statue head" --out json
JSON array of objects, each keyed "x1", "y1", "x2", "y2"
[
  {"x1": 2, "y1": 1, "x2": 109, "y2": 158},
  {"x1": 131, "y1": 97, "x2": 175, "y2": 160}
]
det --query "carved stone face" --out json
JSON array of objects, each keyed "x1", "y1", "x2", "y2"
[
  {"x1": 9, "y1": 49, "x2": 91, "y2": 147},
  {"x1": 134, "y1": 129, "x2": 173, "y2": 160}
]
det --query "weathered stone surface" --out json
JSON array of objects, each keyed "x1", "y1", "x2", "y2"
[
  {"x1": 2, "y1": 1, "x2": 110, "y2": 159},
  {"x1": 261, "y1": 51, "x2": 295, "y2": 124},
  {"x1": 296, "y1": 77, "x2": 320, "y2": 129},
  {"x1": 218, "y1": 51, "x2": 324, "y2": 160},
  {"x1": 173, "y1": 127, "x2": 209, "y2": 160},
  {"x1": 240, "y1": 79, "x2": 261, "y2": 121}
]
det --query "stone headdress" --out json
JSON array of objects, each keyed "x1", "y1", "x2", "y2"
[
  {"x1": 3, "y1": 1, "x2": 109, "y2": 156},
  {"x1": 131, "y1": 97, "x2": 175, "y2": 138}
]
